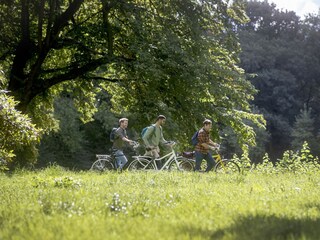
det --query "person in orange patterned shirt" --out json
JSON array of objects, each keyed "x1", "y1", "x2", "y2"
[{"x1": 194, "y1": 119, "x2": 219, "y2": 172}]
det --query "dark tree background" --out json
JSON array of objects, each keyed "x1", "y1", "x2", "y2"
[{"x1": 238, "y1": 0, "x2": 320, "y2": 161}]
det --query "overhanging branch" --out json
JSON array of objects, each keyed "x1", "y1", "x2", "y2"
[
  {"x1": 39, "y1": 54, "x2": 136, "y2": 91},
  {"x1": 42, "y1": 56, "x2": 114, "y2": 89},
  {"x1": 84, "y1": 76, "x2": 119, "y2": 82}
]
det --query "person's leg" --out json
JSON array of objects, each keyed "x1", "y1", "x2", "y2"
[
  {"x1": 153, "y1": 148, "x2": 162, "y2": 169},
  {"x1": 119, "y1": 155, "x2": 128, "y2": 169},
  {"x1": 115, "y1": 150, "x2": 127, "y2": 170},
  {"x1": 194, "y1": 151, "x2": 203, "y2": 171},
  {"x1": 204, "y1": 153, "x2": 215, "y2": 172}
]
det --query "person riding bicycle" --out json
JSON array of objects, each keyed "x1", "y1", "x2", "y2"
[
  {"x1": 112, "y1": 118, "x2": 135, "y2": 170},
  {"x1": 194, "y1": 119, "x2": 219, "y2": 172},
  {"x1": 142, "y1": 115, "x2": 173, "y2": 168}
]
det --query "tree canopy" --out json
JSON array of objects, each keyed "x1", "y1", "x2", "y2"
[{"x1": 0, "y1": 0, "x2": 265, "y2": 166}]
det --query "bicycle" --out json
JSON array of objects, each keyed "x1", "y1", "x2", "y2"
[
  {"x1": 90, "y1": 141, "x2": 140, "y2": 171},
  {"x1": 127, "y1": 141, "x2": 194, "y2": 171},
  {"x1": 182, "y1": 145, "x2": 241, "y2": 173}
]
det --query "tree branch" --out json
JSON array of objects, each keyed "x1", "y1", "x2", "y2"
[
  {"x1": 25, "y1": 0, "x2": 86, "y2": 105},
  {"x1": 41, "y1": 56, "x2": 115, "y2": 89},
  {"x1": 37, "y1": 0, "x2": 45, "y2": 51},
  {"x1": 83, "y1": 76, "x2": 120, "y2": 82}
]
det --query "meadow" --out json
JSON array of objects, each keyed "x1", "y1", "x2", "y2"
[{"x1": 1, "y1": 166, "x2": 320, "y2": 240}]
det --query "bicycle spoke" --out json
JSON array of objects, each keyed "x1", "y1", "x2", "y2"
[
  {"x1": 169, "y1": 157, "x2": 194, "y2": 171},
  {"x1": 90, "y1": 159, "x2": 114, "y2": 171},
  {"x1": 179, "y1": 160, "x2": 194, "y2": 171},
  {"x1": 128, "y1": 158, "x2": 155, "y2": 171},
  {"x1": 214, "y1": 160, "x2": 240, "y2": 174},
  {"x1": 168, "y1": 160, "x2": 180, "y2": 171}
]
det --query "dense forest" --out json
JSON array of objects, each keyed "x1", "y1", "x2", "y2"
[
  {"x1": 238, "y1": 1, "x2": 320, "y2": 161},
  {"x1": 1, "y1": 0, "x2": 320, "y2": 169}
]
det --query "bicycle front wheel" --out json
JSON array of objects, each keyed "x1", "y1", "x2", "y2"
[
  {"x1": 169, "y1": 157, "x2": 194, "y2": 171},
  {"x1": 128, "y1": 158, "x2": 156, "y2": 171},
  {"x1": 214, "y1": 160, "x2": 240, "y2": 174},
  {"x1": 90, "y1": 159, "x2": 114, "y2": 171}
]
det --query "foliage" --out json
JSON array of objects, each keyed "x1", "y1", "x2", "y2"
[
  {"x1": 291, "y1": 106, "x2": 319, "y2": 153},
  {"x1": 275, "y1": 142, "x2": 320, "y2": 173},
  {"x1": 232, "y1": 143, "x2": 252, "y2": 172},
  {"x1": 0, "y1": 0, "x2": 265, "y2": 167},
  {"x1": 0, "y1": 92, "x2": 40, "y2": 169},
  {"x1": 239, "y1": 1, "x2": 320, "y2": 160},
  {"x1": 229, "y1": 141, "x2": 320, "y2": 174},
  {"x1": 103, "y1": 0, "x2": 266, "y2": 146},
  {"x1": 221, "y1": 114, "x2": 270, "y2": 163},
  {"x1": 37, "y1": 94, "x2": 116, "y2": 169},
  {"x1": 254, "y1": 153, "x2": 275, "y2": 174}
]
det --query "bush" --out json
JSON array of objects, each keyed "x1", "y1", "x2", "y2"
[{"x1": 0, "y1": 92, "x2": 41, "y2": 169}]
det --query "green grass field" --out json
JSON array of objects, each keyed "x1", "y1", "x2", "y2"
[{"x1": 1, "y1": 167, "x2": 320, "y2": 240}]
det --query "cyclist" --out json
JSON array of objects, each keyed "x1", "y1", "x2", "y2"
[
  {"x1": 112, "y1": 118, "x2": 135, "y2": 170},
  {"x1": 194, "y1": 119, "x2": 219, "y2": 172},
  {"x1": 142, "y1": 115, "x2": 173, "y2": 168}
]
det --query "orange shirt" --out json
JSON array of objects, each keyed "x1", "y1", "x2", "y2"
[{"x1": 195, "y1": 128, "x2": 210, "y2": 154}]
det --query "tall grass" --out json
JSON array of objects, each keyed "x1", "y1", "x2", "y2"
[{"x1": 1, "y1": 166, "x2": 320, "y2": 239}]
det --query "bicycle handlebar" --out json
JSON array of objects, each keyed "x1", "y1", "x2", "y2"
[
  {"x1": 165, "y1": 141, "x2": 176, "y2": 146},
  {"x1": 130, "y1": 141, "x2": 140, "y2": 148},
  {"x1": 209, "y1": 144, "x2": 220, "y2": 152},
  {"x1": 145, "y1": 141, "x2": 176, "y2": 151}
]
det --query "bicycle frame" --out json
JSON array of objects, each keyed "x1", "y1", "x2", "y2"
[
  {"x1": 157, "y1": 148, "x2": 179, "y2": 170},
  {"x1": 211, "y1": 150, "x2": 240, "y2": 173},
  {"x1": 182, "y1": 148, "x2": 240, "y2": 173},
  {"x1": 91, "y1": 141, "x2": 140, "y2": 171},
  {"x1": 133, "y1": 145, "x2": 180, "y2": 170},
  {"x1": 212, "y1": 152, "x2": 222, "y2": 163}
]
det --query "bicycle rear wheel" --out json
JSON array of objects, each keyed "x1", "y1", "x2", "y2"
[
  {"x1": 214, "y1": 160, "x2": 240, "y2": 174},
  {"x1": 128, "y1": 158, "x2": 156, "y2": 171},
  {"x1": 169, "y1": 157, "x2": 194, "y2": 171},
  {"x1": 90, "y1": 159, "x2": 114, "y2": 171}
]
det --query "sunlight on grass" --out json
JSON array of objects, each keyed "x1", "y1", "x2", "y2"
[{"x1": 0, "y1": 167, "x2": 320, "y2": 239}]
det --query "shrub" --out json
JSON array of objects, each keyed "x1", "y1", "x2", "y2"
[{"x1": 0, "y1": 92, "x2": 41, "y2": 169}]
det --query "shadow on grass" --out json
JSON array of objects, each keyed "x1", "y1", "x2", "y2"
[{"x1": 184, "y1": 214, "x2": 320, "y2": 240}]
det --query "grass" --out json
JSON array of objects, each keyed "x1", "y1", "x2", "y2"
[{"x1": 0, "y1": 166, "x2": 320, "y2": 240}]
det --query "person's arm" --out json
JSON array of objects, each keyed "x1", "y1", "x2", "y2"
[
  {"x1": 159, "y1": 126, "x2": 167, "y2": 144},
  {"x1": 209, "y1": 139, "x2": 218, "y2": 147},
  {"x1": 121, "y1": 136, "x2": 132, "y2": 144},
  {"x1": 117, "y1": 129, "x2": 132, "y2": 144},
  {"x1": 206, "y1": 139, "x2": 220, "y2": 151}
]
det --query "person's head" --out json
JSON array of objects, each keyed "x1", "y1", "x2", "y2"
[
  {"x1": 119, "y1": 118, "x2": 129, "y2": 128},
  {"x1": 156, "y1": 115, "x2": 166, "y2": 126},
  {"x1": 203, "y1": 119, "x2": 212, "y2": 131}
]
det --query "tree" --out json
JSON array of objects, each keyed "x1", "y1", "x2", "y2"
[
  {"x1": 291, "y1": 106, "x2": 318, "y2": 152},
  {"x1": 238, "y1": 1, "x2": 320, "y2": 159},
  {"x1": 0, "y1": 0, "x2": 265, "y2": 164},
  {"x1": 37, "y1": 90, "x2": 118, "y2": 169}
]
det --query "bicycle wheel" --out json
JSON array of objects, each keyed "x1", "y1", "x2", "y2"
[
  {"x1": 214, "y1": 160, "x2": 240, "y2": 174},
  {"x1": 169, "y1": 157, "x2": 194, "y2": 171},
  {"x1": 128, "y1": 158, "x2": 156, "y2": 171},
  {"x1": 90, "y1": 159, "x2": 114, "y2": 171}
]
